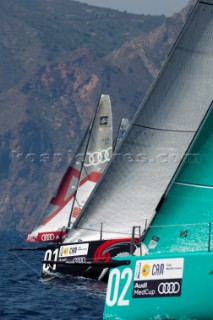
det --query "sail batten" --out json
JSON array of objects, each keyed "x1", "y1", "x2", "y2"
[{"x1": 65, "y1": 1, "x2": 213, "y2": 243}]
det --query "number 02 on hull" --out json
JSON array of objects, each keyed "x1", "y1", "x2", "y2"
[{"x1": 104, "y1": 252, "x2": 213, "y2": 320}]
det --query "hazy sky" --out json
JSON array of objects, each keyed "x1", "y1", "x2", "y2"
[{"x1": 76, "y1": 0, "x2": 190, "y2": 16}]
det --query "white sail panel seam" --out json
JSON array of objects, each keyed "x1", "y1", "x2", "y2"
[{"x1": 132, "y1": 124, "x2": 196, "y2": 133}]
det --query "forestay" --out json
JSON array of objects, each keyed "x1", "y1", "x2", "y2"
[{"x1": 65, "y1": 0, "x2": 213, "y2": 243}]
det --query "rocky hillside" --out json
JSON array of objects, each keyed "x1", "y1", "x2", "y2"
[{"x1": 0, "y1": 0, "x2": 195, "y2": 232}]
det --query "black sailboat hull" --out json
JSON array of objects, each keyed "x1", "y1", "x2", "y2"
[{"x1": 42, "y1": 238, "x2": 139, "y2": 281}]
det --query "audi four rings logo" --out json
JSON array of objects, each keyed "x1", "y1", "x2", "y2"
[
  {"x1": 158, "y1": 282, "x2": 180, "y2": 295},
  {"x1": 84, "y1": 148, "x2": 112, "y2": 167},
  {"x1": 41, "y1": 233, "x2": 55, "y2": 241}
]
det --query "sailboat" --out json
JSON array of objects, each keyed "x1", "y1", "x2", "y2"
[
  {"x1": 42, "y1": 0, "x2": 213, "y2": 282},
  {"x1": 27, "y1": 94, "x2": 113, "y2": 243},
  {"x1": 103, "y1": 0, "x2": 213, "y2": 319},
  {"x1": 104, "y1": 103, "x2": 213, "y2": 320}
]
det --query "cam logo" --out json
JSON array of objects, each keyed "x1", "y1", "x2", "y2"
[
  {"x1": 142, "y1": 264, "x2": 150, "y2": 277},
  {"x1": 63, "y1": 247, "x2": 69, "y2": 255},
  {"x1": 99, "y1": 116, "x2": 108, "y2": 125}
]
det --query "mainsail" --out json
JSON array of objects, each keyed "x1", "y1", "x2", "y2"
[
  {"x1": 27, "y1": 95, "x2": 113, "y2": 242},
  {"x1": 65, "y1": 0, "x2": 213, "y2": 243}
]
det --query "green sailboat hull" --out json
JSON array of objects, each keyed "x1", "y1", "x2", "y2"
[
  {"x1": 104, "y1": 1, "x2": 213, "y2": 318},
  {"x1": 104, "y1": 252, "x2": 213, "y2": 320}
]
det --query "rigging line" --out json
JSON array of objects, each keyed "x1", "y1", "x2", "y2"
[
  {"x1": 175, "y1": 181, "x2": 213, "y2": 189},
  {"x1": 68, "y1": 101, "x2": 101, "y2": 227},
  {"x1": 177, "y1": 46, "x2": 213, "y2": 58},
  {"x1": 30, "y1": 121, "x2": 91, "y2": 231},
  {"x1": 89, "y1": 132, "x2": 96, "y2": 145},
  {"x1": 74, "y1": 193, "x2": 82, "y2": 208},
  {"x1": 67, "y1": 160, "x2": 86, "y2": 226},
  {"x1": 149, "y1": 222, "x2": 211, "y2": 228},
  {"x1": 33, "y1": 176, "x2": 56, "y2": 229},
  {"x1": 200, "y1": 1, "x2": 213, "y2": 7},
  {"x1": 10, "y1": 251, "x2": 40, "y2": 277},
  {"x1": 67, "y1": 126, "x2": 91, "y2": 228},
  {"x1": 132, "y1": 123, "x2": 196, "y2": 133},
  {"x1": 19, "y1": 233, "x2": 27, "y2": 242},
  {"x1": 83, "y1": 165, "x2": 90, "y2": 180},
  {"x1": 75, "y1": 226, "x2": 133, "y2": 236}
]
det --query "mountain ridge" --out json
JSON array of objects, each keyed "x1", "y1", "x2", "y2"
[{"x1": 0, "y1": 0, "x2": 195, "y2": 232}]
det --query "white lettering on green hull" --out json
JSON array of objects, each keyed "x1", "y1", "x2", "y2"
[{"x1": 133, "y1": 258, "x2": 184, "y2": 298}]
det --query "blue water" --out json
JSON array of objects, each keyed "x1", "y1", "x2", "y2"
[{"x1": 0, "y1": 232, "x2": 106, "y2": 320}]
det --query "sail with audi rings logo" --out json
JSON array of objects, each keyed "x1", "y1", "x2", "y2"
[
  {"x1": 27, "y1": 95, "x2": 113, "y2": 242},
  {"x1": 65, "y1": 0, "x2": 213, "y2": 244},
  {"x1": 69, "y1": 95, "x2": 113, "y2": 226}
]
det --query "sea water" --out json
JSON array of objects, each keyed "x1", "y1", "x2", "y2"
[{"x1": 0, "y1": 232, "x2": 106, "y2": 320}]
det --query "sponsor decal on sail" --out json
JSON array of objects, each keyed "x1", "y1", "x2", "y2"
[{"x1": 99, "y1": 116, "x2": 108, "y2": 125}]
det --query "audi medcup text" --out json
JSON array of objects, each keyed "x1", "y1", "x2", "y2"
[{"x1": 133, "y1": 279, "x2": 182, "y2": 298}]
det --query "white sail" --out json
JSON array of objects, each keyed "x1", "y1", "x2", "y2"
[
  {"x1": 65, "y1": 0, "x2": 213, "y2": 243},
  {"x1": 114, "y1": 118, "x2": 130, "y2": 150},
  {"x1": 27, "y1": 95, "x2": 112, "y2": 242},
  {"x1": 70, "y1": 95, "x2": 113, "y2": 225}
]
